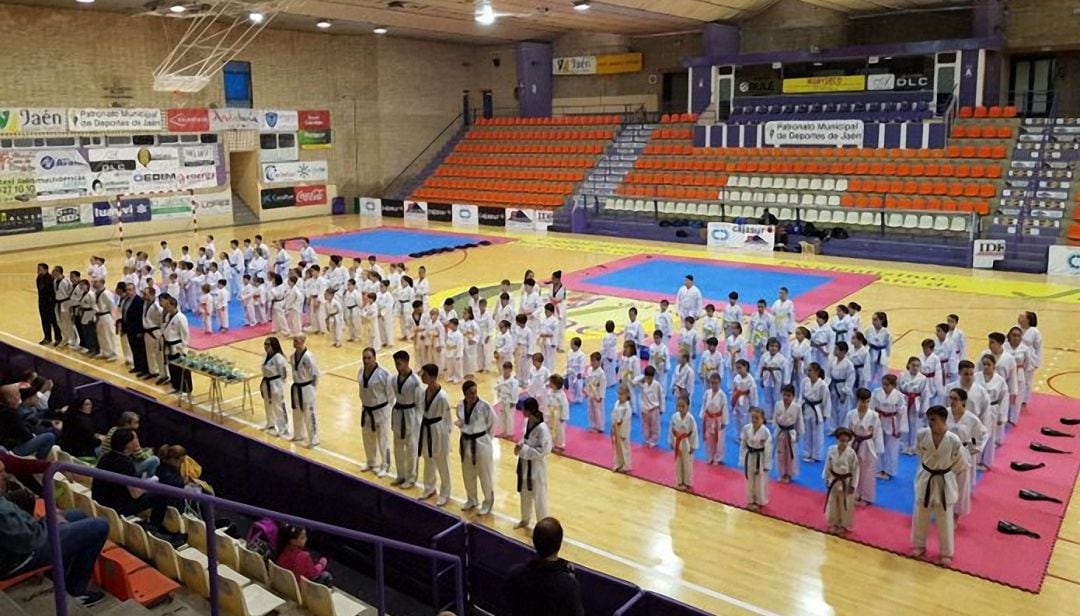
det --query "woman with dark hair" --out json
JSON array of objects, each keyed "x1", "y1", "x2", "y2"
[
  {"x1": 1017, "y1": 311, "x2": 1041, "y2": 410},
  {"x1": 514, "y1": 397, "x2": 552, "y2": 530},
  {"x1": 260, "y1": 336, "x2": 290, "y2": 437},
  {"x1": 275, "y1": 525, "x2": 333, "y2": 586},
  {"x1": 59, "y1": 398, "x2": 101, "y2": 459}
]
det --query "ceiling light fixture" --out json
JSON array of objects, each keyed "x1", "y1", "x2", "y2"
[
  {"x1": 316, "y1": 18, "x2": 332, "y2": 28},
  {"x1": 573, "y1": 0, "x2": 590, "y2": 10},
  {"x1": 248, "y1": 11, "x2": 264, "y2": 23},
  {"x1": 169, "y1": 4, "x2": 186, "y2": 13},
  {"x1": 373, "y1": 26, "x2": 389, "y2": 34},
  {"x1": 475, "y1": 0, "x2": 496, "y2": 25},
  {"x1": 75, "y1": 0, "x2": 95, "y2": 4}
]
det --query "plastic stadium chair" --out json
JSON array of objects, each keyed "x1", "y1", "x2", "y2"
[
  {"x1": 950, "y1": 217, "x2": 968, "y2": 232},
  {"x1": 818, "y1": 210, "x2": 833, "y2": 224},
  {"x1": 803, "y1": 209, "x2": 819, "y2": 223},
  {"x1": 778, "y1": 207, "x2": 793, "y2": 220},
  {"x1": 886, "y1": 213, "x2": 904, "y2": 227},
  {"x1": 301, "y1": 577, "x2": 368, "y2": 616},
  {"x1": 933, "y1": 216, "x2": 950, "y2": 231},
  {"x1": 267, "y1": 560, "x2": 302, "y2": 605}
]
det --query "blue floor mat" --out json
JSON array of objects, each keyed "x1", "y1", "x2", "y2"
[{"x1": 309, "y1": 229, "x2": 487, "y2": 258}]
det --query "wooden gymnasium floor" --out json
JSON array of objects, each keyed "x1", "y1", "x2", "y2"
[{"x1": 2, "y1": 217, "x2": 1079, "y2": 616}]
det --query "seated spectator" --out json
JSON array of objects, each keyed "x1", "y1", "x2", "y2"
[
  {"x1": 759, "y1": 208, "x2": 779, "y2": 226},
  {"x1": 59, "y1": 398, "x2": 101, "y2": 460},
  {"x1": 92, "y1": 429, "x2": 166, "y2": 529},
  {"x1": 503, "y1": 517, "x2": 585, "y2": 616},
  {"x1": 0, "y1": 456, "x2": 109, "y2": 606},
  {"x1": 19, "y1": 385, "x2": 60, "y2": 436},
  {"x1": 97, "y1": 412, "x2": 159, "y2": 477},
  {"x1": 276, "y1": 525, "x2": 333, "y2": 586},
  {"x1": 0, "y1": 384, "x2": 55, "y2": 459}
]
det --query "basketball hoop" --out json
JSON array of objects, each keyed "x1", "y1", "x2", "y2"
[{"x1": 152, "y1": 0, "x2": 293, "y2": 93}]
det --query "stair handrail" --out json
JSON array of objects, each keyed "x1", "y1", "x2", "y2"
[
  {"x1": 42, "y1": 462, "x2": 465, "y2": 616},
  {"x1": 381, "y1": 113, "x2": 465, "y2": 200}
]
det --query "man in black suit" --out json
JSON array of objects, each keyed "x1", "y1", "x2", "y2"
[
  {"x1": 36, "y1": 263, "x2": 60, "y2": 345},
  {"x1": 118, "y1": 283, "x2": 148, "y2": 376}
]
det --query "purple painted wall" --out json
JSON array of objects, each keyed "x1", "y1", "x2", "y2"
[
  {"x1": 959, "y1": 48, "x2": 980, "y2": 107},
  {"x1": 703, "y1": 23, "x2": 739, "y2": 57},
  {"x1": 517, "y1": 42, "x2": 553, "y2": 118},
  {"x1": 690, "y1": 66, "x2": 711, "y2": 114}
]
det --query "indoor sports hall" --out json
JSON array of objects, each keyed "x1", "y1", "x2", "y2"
[{"x1": 0, "y1": 1, "x2": 1078, "y2": 615}]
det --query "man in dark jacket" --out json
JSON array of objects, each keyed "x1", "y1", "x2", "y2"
[
  {"x1": 118, "y1": 283, "x2": 148, "y2": 377},
  {"x1": 0, "y1": 456, "x2": 109, "y2": 606},
  {"x1": 0, "y1": 385, "x2": 55, "y2": 459},
  {"x1": 36, "y1": 263, "x2": 60, "y2": 345},
  {"x1": 503, "y1": 517, "x2": 585, "y2": 616}
]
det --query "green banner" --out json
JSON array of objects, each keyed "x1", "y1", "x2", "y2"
[{"x1": 299, "y1": 129, "x2": 332, "y2": 150}]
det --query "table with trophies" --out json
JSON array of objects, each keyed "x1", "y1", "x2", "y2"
[{"x1": 169, "y1": 353, "x2": 256, "y2": 423}]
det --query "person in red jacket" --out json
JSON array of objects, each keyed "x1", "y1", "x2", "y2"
[{"x1": 275, "y1": 525, "x2": 333, "y2": 586}]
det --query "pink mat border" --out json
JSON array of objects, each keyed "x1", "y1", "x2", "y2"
[
  {"x1": 562, "y1": 254, "x2": 878, "y2": 317},
  {"x1": 283, "y1": 226, "x2": 512, "y2": 263},
  {"x1": 499, "y1": 391, "x2": 1079, "y2": 593}
]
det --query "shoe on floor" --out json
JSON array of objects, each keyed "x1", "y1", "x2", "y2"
[{"x1": 77, "y1": 591, "x2": 106, "y2": 607}]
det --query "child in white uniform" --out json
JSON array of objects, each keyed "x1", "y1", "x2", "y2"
[
  {"x1": 494, "y1": 362, "x2": 519, "y2": 438},
  {"x1": 546, "y1": 374, "x2": 569, "y2": 451},
  {"x1": 611, "y1": 385, "x2": 633, "y2": 472},
  {"x1": 566, "y1": 338, "x2": 587, "y2": 403},
  {"x1": 701, "y1": 373, "x2": 729, "y2": 465},
  {"x1": 846, "y1": 388, "x2": 883, "y2": 505},
  {"x1": 585, "y1": 352, "x2": 607, "y2": 433},
  {"x1": 740, "y1": 407, "x2": 773, "y2": 510},
  {"x1": 773, "y1": 384, "x2": 802, "y2": 482},
  {"x1": 824, "y1": 427, "x2": 860, "y2": 534},
  {"x1": 670, "y1": 396, "x2": 698, "y2": 491}
]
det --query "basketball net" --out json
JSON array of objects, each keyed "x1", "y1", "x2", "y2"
[{"x1": 152, "y1": 0, "x2": 294, "y2": 93}]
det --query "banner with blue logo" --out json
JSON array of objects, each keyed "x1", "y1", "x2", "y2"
[
  {"x1": 118, "y1": 197, "x2": 152, "y2": 223},
  {"x1": 92, "y1": 202, "x2": 115, "y2": 226}
]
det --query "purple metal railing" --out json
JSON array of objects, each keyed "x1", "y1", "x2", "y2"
[{"x1": 41, "y1": 462, "x2": 465, "y2": 616}]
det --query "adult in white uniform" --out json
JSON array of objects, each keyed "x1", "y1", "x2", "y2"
[
  {"x1": 515, "y1": 397, "x2": 552, "y2": 529},
  {"x1": 260, "y1": 336, "x2": 290, "y2": 437},
  {"x1": 358, "y1": 347, "x2": 394, "y2": 475},
  {"x1": 457, "y1": 380, "x2": 496, "y2": 515},
  {"x1": 290, "y1": 335, "x2": 320, "y2": 448},
  {"x1": 675, "y1": 275, "x2": 703, "y2": 325},
  {"x1": 160, "y1": 295, "x2": 192, "y2": 394},
  {"x1": 770, "y1": 287, "x2": 796, "y2": 354},
  {"x1": 418, "y1": 363, "x2": 453, "y2": 507},
  {"x1": 141, "y1": 287, "x2": 163, "y2": 380},
  {"x1": 391, "y1": 350, "x2": 423, "y2": 488}
]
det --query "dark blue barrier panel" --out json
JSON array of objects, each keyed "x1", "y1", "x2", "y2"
[
  {"x1": 467, "y1": 524, "x2": 642, "y2": 616},
  {"x1": 620, "y1": 591, "x2": 713, "y2": 616}
]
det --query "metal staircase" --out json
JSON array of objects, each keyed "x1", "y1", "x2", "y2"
[
  {"x1": 569, "y1": 123, "x2": 654, "y2": 212},
  {"x1": 230, "y1": 192, "x2": 259, "y2": 227}
]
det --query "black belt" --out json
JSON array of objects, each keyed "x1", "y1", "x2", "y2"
[
  {"x1": 96, "y1": 311, "x2": 110, "y2": 316},
  {"x1": 921, "y1": 464, "x2": 950, "y2": 508},
  {"x1": 291, "y1": 380, "x2": 314, "y2": 409},
  {"x1": 460, "y1": 430, "x2": 488, "y2": 465},
  {"x1": 393, "y1": 403, "x2": 415, "y2": 440},
  {"x1": 852, "y1": 363, "x2": 865, "y2": 389},
  {"x1": 261, "y1": 375, "x2": 281, "y2": 392},
  {"x1": 777, "y1": 422, "x2": 797, "y2": 460},
  {"x1": 516, "y1": 458, "x2": 533, "y2": 492},
  {"x1": 869, "y1": 344, "x2": 887, "y2": 364},
  {"x1": 144, "y1": 327, "x2": 159, "y2": 333},
  {"x1": 744, "y1": 446, "x2": 765, "y2": 479},
  {"x1": 854, "y1": 432, "x2": 873, "y2": 454},
  {"x1": 362, "y1": 401, "x2": 388, "y2": 431},
  {"x1": 803, "y1": 398, "x2": 823, "y2": 422},
  {"x1": 825, "y1": 471, "x2": 853, "y2": 511},
  {"x1": 164, "y1": 339, "x2": 181, "y2": 347},
  {"x1": 418, "y1": 415, "x2": 442, "y2": 457}
]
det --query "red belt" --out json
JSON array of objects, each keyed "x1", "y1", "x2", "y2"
[
  {"x1": 876, "y1": 409, "x2": 900, "y2": 437},
  {"x1": 673, "y1": 431, "x2": 690, "y2": 459}
]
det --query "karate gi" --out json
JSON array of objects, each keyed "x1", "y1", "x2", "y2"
[
  {"x1": 827, "y1": 356, "x2": 856, "y2": 432},
  {"x1": 538, "y1": 315, "x2": 559, "y2": 371},
  {"x1": 771, "y1": 298, "x2": 796, "y2": 353},
  {"x1": 585, "y1": 366, "x2": 607, "y2": 432},
  {"x1": 748, "y1": 312, "x2": 775, "y2": 371},
  {"x1": 800, "y1": 377, "x2": 831, "y2": 461},
  {"x1": 518, "y1": 289, "x2": 542, "y2": 334},
  {"x1": 670, "y1": 412, "x2": 699, "y2": 488},
  {"x1": 730, "y1": 373, "x2": 758, "y2": 438},
  {"x1": 655, "y1": 310, "x2": 674, "y2": 345},
  {"x1": 414, "y1": 277, "x2": 431, "y2": 312},
  {"x1": 548, "y1": 282, "x2": 567, "y2": 350},
  {"x1": 290, "y1": 349, "x2": 320, "y2": 447},
  {"x1": 759, "y1": 351, "x2": 790, "y2": 420},
  {"x1": 934, "y1": 336, "x2": 957, "y2": 384},
  {"x1": 513, "y1": 324, "x2": 536, "y2": 383},
  {"x1": 672, "y1": 362, "x2": 695, "y2": 401},
  {"x1": 611, "y1": 399, "x2": 632, "y2": 471},
  {"x1": 789, "y1": 338, "x2": 811, "y2": 396},
  {"x1": 637, "y1": 378, "x2": 664, "y2": 447},
  {"x1": 213, "y1": 287, "x2": 230, "y2": 331},
  {"x1": 898, "y1": 372, "x2": 931, "y2": 451},
  {"x1": 418, "y1": 387, "x2": 453, "y2": 503},
  {"x1": 699, "y1": 316, "x2": 721, "y2": 348},
  {"x1": 830, "y1": 315, "x2": 851, "y2": 347},
  {"x1": 494, "y1": 375, "x2": 519, "y2": 437},
  {"x1": 517, "y1": 419, "x2": 552, "y2": 525},
  {"x1": 546, "y1": 389, "x2": 569, "y2": 449},
  {"x1": 623, "y1": 320, "x2": 645, "y2": 349},
  {"x1": 395, "y1": 285, "x2": 415, "y2": 340},
  {"x1": 678, "y1": 327, "x2": 700, "y2": 361},
  {"x1": 848, "y1": 345, "x2": 871, "y2": 394},
  {"x1": 1020, "y1": 326, "x2": 1042, "y2": 406},
  {"x1": 444, "y1": 329, "x2": 465, "y2": 383},
  {"x1": 526, "y1": 364, "x2": 551, "y2": 410},
  {"x1": 866, "y1": 326, "x2": 892, "y2": 384},
  {"x1": 476, "y1": 310, "x2": 495, "y2": 372},
  {"x1": 988, "y1": 349, "x2": 1018, "y2": 426},
  {"x1": 162, "y1": 310, "x2": 192, "y2": 394},
  {"x1": 359, "y1": 365, "x2": 394, "y2": 473},
  {"x1": 494, "y1": 330, "x2": 514, "y2": 372},
  {"x1": 566, "y1": 349, "x2": 587, "y2": 402},
  {"x1": 285, "y1": 284, "x2": 303, "y2": 336},
  {"x1": 458, "y1": 397, "x2": 495, "y2": 512},
  {"x1": 773, "y1": 400, "x2": 803, "y2": 479},
  {"x1": 462, "y1": 319, "x2": 480, "y2": 375},
  {"x1": 260, "y1": 352, "x2": 290, "y2": 436},
  {"x1": 823, "y1": 444, "x2": 860, "y2": 530},
  {"x1": 810, "y1": 325, "x2": 835, "y2": 372},
  {"x1": 920, "y1": 351, "x2": 945, "y2": 407},
  {"x1": 740, "y1": 424, "x2": 773, "y2": 506},
  {"x1": 392, "y1": 372, "x2": 423, "y2": 486},
  {"x1": 241, "y1": 283, "x2": 258, "y2": 326},
  {"x1": 323, "y1": 296, "x2": 343, "y2": 347},
  {"x1": 912, "y1": 429, "x2": 966, "y2": 559},
  {"x1": 1005, "y1": 341, "x2": 1032, "y2": 410},
  {"x1": 55, "y1": 277, "x2": 77, "y2": 347},
  {"x1": 722, "y1": 303, "x2": 743, "y2": 339},
  {"x1": 95, "y1": 290, "x2": 118, "y2": 359},
  {"x1": 872, "y1": 388, "x2": 908, "y2": 477},
  {"x1": 846, "y1": 409, "x2": 883, "y2": 504},
  {"x1": 698, "y1": 349, "x2": 723, "y2": 390},
  {"x1": 675, "y1": 284, "x2": 703, "y2": 323},
  {"x1": 701, "y1": 387, "x2": 729, "y2": 464},
  {"x1": 974, "y1": 372, "x2": 1006, "y2": 467},
  {"x1": 600, "y1": 332, "x2": 618, "y2": 385},
  {"x1": 376, "y1": 291, "x2": 394, "y2": 347},
  {"x1": 947, "y1": 409, "x2": 987, "y2": 516}
]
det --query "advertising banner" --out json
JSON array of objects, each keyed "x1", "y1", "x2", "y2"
[
  {"x1": 294, "y1": 185, "x2": 327, "y2": 207},
  {"x1": 261, "y1": 187, "x2": 296, "y2": 210},
  {"x1": 764, "y1": 120, "x2": 864, "y2": 147},
  {"x1": 782, "y1": 75, "x2": 866, "y2": 94},
  {"x1": 0, "y1": 108, "x2": 66, "y2": 134},
  {"x1": 380, "y1": 199, "x2": 404, "y2": 218},
  {"x1": 298, "y1": 129, "x2": 332, "y2": 150},
  {"x1": 1048, "y1": 246, "x2": 1080, "y2": 276},
  {"x1": 533, "y1": 208, "x2": 553, "y2": 231},
  {"x1": 427, "y1": 202, "x2": 452, "y2": 223},
  {"x1": 452, "y1": 204, "x2": 478, "y2": 227},
  {"x1": 118, "y1": 197, "x2": 153, "y2": 223},
  {"x1": 0, "y1": 176, "x2": 35, "y2": 201},
  {"x1": 972, "y1": 239, "x2": 1007, "y2": 269},
  {"x1": 505, "y1": 208, "x2": 537, "y2": 232},
  {"x1": 0, "y1": 206, "x2": 43, "y2": 235},
  {"x1": 33, "y1": 149, "x2": 92, "y2": 200},
  {"x1": 261, "y1": 161, "x2": 329, "y2": 184},
  {"x1": 478, "y1": 206, "x2": 506, "y2": 227},
  {"x1": 68, "y1": 108, "x2": 162, "y2": 132},
  {"x1": 404, "y1": 200, "x2": 428, "y2": 223},
  {"x1": 166, "y1": 108, "x2": 211, "y2": 133},
  {"x1": 298, "y1": 110, "x2": 331, "y2": 130},
  {"x1": 259, "y1": 110, "x2": 299, "y2": 132},
  {"x1": 192, "y1": 190, "x2": 232, "y2": 217},
  {"x1": 553, "y1": 52, "x2": 642, "y2": 75},
  {"x1": 866, "y1": 73, "x2": 932, "y2": 91},
  {"x1": 359, "y1": 198, "x2": 382, "y2": 218},
  {"x1": 209, "y1": 108, "x2": 260, "y2": 131},
  {"x1": 706, "y1": 222, "x2": 776, "y2": 251},
  {"x1": 92, "y1": 202, "x2": 115, "y2": 226},
  {"x1": 149, "y1": 194, "x2": 194, "y2": 220},
  {"x1": 41, "y1": 203, "x2": 94, "y2": 230}
]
